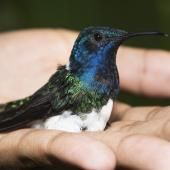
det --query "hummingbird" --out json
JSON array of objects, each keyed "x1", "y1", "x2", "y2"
[{"x1": 0, "y1": 27, "x2": 167, "y2": 132}]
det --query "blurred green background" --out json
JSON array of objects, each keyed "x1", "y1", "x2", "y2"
[{"x1": 0, "y1": 0, "x2": 169, "y2": 105}]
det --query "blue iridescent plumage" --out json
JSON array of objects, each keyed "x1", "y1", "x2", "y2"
[{"x1": 69, "y1": 27, "x2": 122, "y2": 96}]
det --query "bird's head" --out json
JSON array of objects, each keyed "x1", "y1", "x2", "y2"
[
  {"x1": 68, "y1": 26, "x2": 166, "y2": 93},
  {"x1": 69, "y1": 27, "x2": 127, "y2": 72}
]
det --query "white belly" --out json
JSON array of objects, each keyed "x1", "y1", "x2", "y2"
[{"x1": 31, "y1": 99, "x2": 113, "y2": 132}]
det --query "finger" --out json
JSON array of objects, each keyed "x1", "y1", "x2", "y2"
[
  {"x1": 113, "y1": 103, "x2": 170, "y2": 123},
  {"x1": 92, "y1": 131, "x2": 170, "y2": 170},
  {"x1": 0, "y1": 129, "x2": 116, "y2": 170},
  {"x1": 110, "y1": 108, "x2": 170, "y2": 142},
  {"x1": 112, "y1": 102, "x2": 158, "y2": 121},
  {"x1": 110, "y1": 103, "x2": 170, "y2": 141},
  {"x1": 115, "y1": 135, "x2": 170, "y2": 169},
  {"x1": 117, "y1": 46, "x2": 170, "y2": 97},
  {"x1": 110, "y1": 119, "x2": 170, "y2": 142}
]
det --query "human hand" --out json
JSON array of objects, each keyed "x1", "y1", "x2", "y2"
[{"x1": 0, "y1": 29, "x2": 170, "y2": 170}]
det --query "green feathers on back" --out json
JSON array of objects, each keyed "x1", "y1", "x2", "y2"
[
  {"x1": 0, "y1": 97, "x2": 30, "y2": 112},
  {"x1": 49, "y1": 66, "x2": 109, "y2": 114},
  {"x1": 0, "y1": 66, "x2": 109, "y2": 116}
]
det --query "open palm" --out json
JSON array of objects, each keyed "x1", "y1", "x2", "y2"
[{"x1": 0, "y1": 29, "x2": 170, "y2": 170}]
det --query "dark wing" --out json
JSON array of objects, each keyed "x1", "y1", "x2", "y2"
[
  {"x1": 0, "y1": 84, "x2": 51, "y2": 132},
  {"x1": 0, "y1": 66, "x2": 74, "y2": 132},
  {"x1": 0, "y1": 65, "x2": 89, "y2": 132}
]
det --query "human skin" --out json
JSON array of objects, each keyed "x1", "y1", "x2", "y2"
[{"x1": 0, "y1": 29, "x2": 170, "y2": 170}]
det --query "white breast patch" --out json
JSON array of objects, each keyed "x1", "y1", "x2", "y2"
[{"x1": 31, "y1": 99, "x2": 113, "y2": 132}]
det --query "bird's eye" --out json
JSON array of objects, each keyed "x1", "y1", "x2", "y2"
[{"x1": 93, "y1": 32, "x2": 103, "y2": 42}]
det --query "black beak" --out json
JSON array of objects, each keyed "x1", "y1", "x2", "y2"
[
  {"x1": 114, "y1": 30, "x2": 168, "y2": 46},
  {"x1": 127, "y1": 31, "x2": 168, "y2": 38}
]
